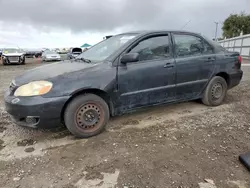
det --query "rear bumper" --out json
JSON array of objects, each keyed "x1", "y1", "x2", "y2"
[
  {"x1": 45, "y1": 58, "x2": 61, "y2": 61},
  {"x1": 4, "y1": 91, "x2": 69, "y2": 129},
  {"x1": 228, "y1": 70, "x2": 243, "y2": 89}
]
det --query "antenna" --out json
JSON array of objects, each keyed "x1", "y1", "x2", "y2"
[{"x1": 180, "y1": 20, "x2": 191, "y2": 30}]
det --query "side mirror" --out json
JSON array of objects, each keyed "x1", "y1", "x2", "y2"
[{"x1": 120, "y1": 53, "x2": 139, "y2": 64}]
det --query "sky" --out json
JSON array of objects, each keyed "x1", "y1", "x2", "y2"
[{"x1": 0, "y1": 0, "x2": 249, "y2": 49}]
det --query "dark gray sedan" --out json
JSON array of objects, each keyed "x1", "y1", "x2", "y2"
[{"x1": 4, "y1": 30, "x2": 243, "y2": 138}]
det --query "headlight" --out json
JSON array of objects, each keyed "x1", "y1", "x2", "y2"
[
  {"x1": 2, "y1": 55, "x2": 6, "y2": 59},
  {"x1": 14, "y1": 81, "x2": 53, "y2": 97}
]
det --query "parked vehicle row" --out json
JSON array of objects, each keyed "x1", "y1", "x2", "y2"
[{"x1": 4, "y1": 30, "x2": 243, "y2": 138}]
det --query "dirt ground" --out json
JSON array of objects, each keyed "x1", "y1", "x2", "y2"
[{"x1": 0, "y1": 59, "x2": 250, "y2": 188}]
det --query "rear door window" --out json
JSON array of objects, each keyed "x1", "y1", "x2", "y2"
[
  {"x1": 173, "y1": 34, "x2": 203, "y2": 57},
  {"x1": 203, "y1": 42, "x2": 214, "y2": 54}
]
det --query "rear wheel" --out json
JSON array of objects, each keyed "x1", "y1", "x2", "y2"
[
  {"x1": 202, "y1": 76, "x2": 228, "y2": 106},
  {"x1": 64, "y1": 94, "x2": 110, "y2": 138}
]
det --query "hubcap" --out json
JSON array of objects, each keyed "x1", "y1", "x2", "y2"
[
  {"x1": 75, "y1": 103, "x2": 101, "y2": 130},
  {"x1": 211, "y1": 82, "x2": 223, "y2": 100}
]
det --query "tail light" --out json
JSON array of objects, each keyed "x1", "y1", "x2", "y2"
[
  {"x1": 238, "y1": 56, "x2": 242, "y2": 64},
  {"x1": 235, "y1": 55, "x2": 242, "y2": 69}
]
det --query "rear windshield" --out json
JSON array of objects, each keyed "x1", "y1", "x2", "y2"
[
  {"x1": 45, "y1": 51, "x2": 57, "y2": 54},
  {"x1": 72, "y1": 48, "x2": 82, "y2": 53},
  {"x1": 202, "y1": 35, "x2": 227, "y2": 52}
]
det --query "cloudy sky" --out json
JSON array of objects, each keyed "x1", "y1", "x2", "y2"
[{"x1": 0, "y1": 0, "x2": 249, "y2": 49}]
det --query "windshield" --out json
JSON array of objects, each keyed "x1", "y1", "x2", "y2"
[
  {"x1": 76, "y1": 34, "x2": 138, "y2": 62},
  {"x1": 3, "y1": 48, "x2": 22, "y2": 53}
]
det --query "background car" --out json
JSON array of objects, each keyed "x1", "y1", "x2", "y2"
[
  {"x1": 24, "y1": 49, "x2": 43, "y2": 58},
  {"x1": 67, "y1": 47, "x2": 82, "y2": 59},
  {"x1": 1, "y1": 48, "x2": 25, "y2": 65},
  {"x1": 41, "y1": 50, "x2": 61, "y2": 62}
]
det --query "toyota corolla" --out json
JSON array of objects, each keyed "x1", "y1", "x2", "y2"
[{"x1": 4, "y1": 30, "x2": 243, "y2": 138}]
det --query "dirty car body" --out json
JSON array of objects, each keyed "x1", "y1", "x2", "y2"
[{"x1": 4, "y1": 30, "x2": 243, "y2": 131}]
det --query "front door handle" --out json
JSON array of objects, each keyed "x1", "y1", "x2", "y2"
[
  {"x1": 205, "y1": 57, "x2": 216, "y2": 62},
  {"x1": 164, "y1": 63, "x2": 174, "y2": 68}
]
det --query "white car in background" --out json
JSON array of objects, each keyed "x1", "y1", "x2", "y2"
[
  {"x1": 1, "y1": 48, "x2": 25, "y2": 65},
  {"x1": 41, "y1": 50, "x2": 61, "y2": 62}
]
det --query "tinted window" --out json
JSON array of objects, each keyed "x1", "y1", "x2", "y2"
[
  {"x1": 203, "y1": 42, "x2": 213, "y2": 54},
  {"x1": 174, "y1": 34, "x2": 203, "y2": 57},
  {"x1": 129, "y1": 35, "x2": 170, "y2": 61}
]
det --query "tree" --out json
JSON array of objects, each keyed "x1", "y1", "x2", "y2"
[{"x1": 222, "y1": 12, "x2": 250, "y2": 38}]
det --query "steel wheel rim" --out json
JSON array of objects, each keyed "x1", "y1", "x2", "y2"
[
  {"x1": 75, "y1": 102, "x2": 104, "y2": 132},
  {"x1": 211, "y1": 82, "x2": 223, "y2": 100}
]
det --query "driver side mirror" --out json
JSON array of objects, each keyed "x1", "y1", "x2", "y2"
[{"x1": 120, "y1": 53, "x2": 139, "y2": 64}]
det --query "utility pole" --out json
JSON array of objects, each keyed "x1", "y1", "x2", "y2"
[{"x1": 214, "y1": 22, "x2": 219, "y2": 41}]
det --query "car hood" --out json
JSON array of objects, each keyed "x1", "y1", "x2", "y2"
[
  {"x1": 3, "y1": 53, "x2": 23, "y2": 56},
  {"x1": 14, "y1": 60, "x2": 103, "y2": 86}
]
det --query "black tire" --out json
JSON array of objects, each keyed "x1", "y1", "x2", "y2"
[
  {"x1": 202, "y1": 76, "x2": 228, "y2": 106},
  {"x1": 20, "y1": 58, "x2": 25, "y2": 65},
  {"x1": 2, "y1": 59, "x2": 7, "y2": 65},
  {"x1": 64, "y1": 94, "x2": 110, "y2": 138}
]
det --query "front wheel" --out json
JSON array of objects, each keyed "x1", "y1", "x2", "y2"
[
  {"x1": 202, "y1": 76, "x2": 228, "y2": 106},
  {"x1": 20, "y1": 58, "x2": 25, "y2": 65},
  {"x1": 64, "y1": 94, "x2": 110, "y2": 138},
  {"x1": 2, "y1": 59, "x2": 8, "y2": 65}
]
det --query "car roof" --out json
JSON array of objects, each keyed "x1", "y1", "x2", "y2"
[{"x1": 117, "y1": 30, "x2": 200, "y2": 36}]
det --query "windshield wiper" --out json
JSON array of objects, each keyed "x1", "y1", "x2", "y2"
[{"x1": 76, "y1": 57, "x2": 91, "y2": 63}]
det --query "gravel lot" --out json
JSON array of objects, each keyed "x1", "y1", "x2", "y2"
[{"x1": 0, "y1": 59, "x2": 250, "y2": 188}]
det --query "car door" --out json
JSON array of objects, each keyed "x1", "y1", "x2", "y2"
[
  {"x1": 116, "y1": 34, "x2": 176, "y2": 112},
  {"x1": 172, "y1": 33, "x2": 209, "y2": 100},
  {"x1": 199, "y1": 40, "x2": 216, "y2": 87}
]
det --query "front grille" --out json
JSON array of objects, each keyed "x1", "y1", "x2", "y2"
[{"x1": 8, "y1": 56, "x2": 19, "y2": 62}]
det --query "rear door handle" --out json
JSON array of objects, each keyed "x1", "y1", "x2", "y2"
[{"x1": 164, "y1": 63, "x2": 174, "y2": 68}]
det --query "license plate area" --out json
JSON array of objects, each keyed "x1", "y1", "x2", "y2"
[{"x1": 8, "y1": 56, "x2": 19, "y2": 62}]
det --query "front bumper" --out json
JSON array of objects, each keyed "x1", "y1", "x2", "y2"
[
  {"x1": 4, "y1": 91, "x2": 69, "y2": 128},
  {"x1": 3, "y1": 56, "x2": 24, "y2": 64}
]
